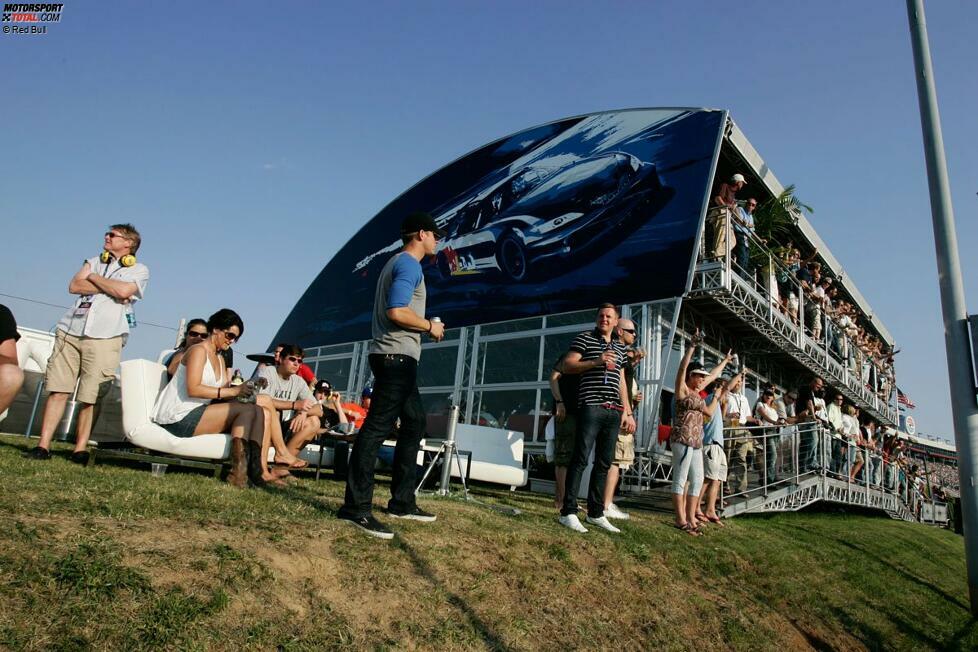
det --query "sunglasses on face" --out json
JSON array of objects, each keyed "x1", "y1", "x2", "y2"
[
  {"x1": 285, "y1": 355, "x2": 303, "y2": 364},
  {"x1": 223, "y1": 331, "x2": 239, "y2": 342},
  {"x1": 105, "y1": 232, "x2": 128, "y2": 240},
  {"x1": 187, "y1": 331, "x2": 208, "y2": 339},
  {"x1": 621, "y1": 328, "x2": 636, "y2": 335}
]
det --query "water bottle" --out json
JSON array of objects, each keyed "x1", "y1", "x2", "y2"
[
  {"x1": 732, "y1": 353, "x2": 740, "y2": 373},
  {"x1": 231, "y1": 369, "x2": 244, "y2": 386},
  {"x1": 125, "y1": 304, "x2": 136, "y2": 329}
]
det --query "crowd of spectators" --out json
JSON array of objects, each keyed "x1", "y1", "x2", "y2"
[{"x1": 708, "y1": 174, "x2": 897, "y2": 407}]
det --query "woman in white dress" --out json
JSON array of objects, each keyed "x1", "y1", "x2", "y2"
[{"x1": 153, "y1": 309, "x2": 264, "y2": 487}]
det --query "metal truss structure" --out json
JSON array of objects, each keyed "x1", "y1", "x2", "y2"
[
  {"x1": 722, "y1": 473, "x2": 926, "y2": 523},
  {"x1": 688, "y1": 260, "x2": 897, "y2": 425}
]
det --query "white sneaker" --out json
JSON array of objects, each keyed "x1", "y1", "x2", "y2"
[
  {"x1": 585, "y1": 515, "x2": 622, "y2": 533},
  {"x1": 558, "y1": 514, "x2": 589, "y2": 533},
  {"x1": 605, "y1": 503, "x2": 630, "y2": 520}
]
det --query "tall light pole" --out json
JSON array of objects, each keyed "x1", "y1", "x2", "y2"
[{"x1": 906, "y1": 0, "x2": 978, "y2": 615}]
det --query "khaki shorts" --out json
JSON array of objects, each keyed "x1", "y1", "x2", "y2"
[
  {"x1": 614, "y1": 431, "x2": 635, "y2": 469},
  {"x1": 704, "y1": 443, "x2": 728, "y2": 482},
  {"x1": 45, "y1": 331, "x2": 123, "y2": 404},
  {"x1": 554, "y1": 413, "x2": 577, "y2": 467}
]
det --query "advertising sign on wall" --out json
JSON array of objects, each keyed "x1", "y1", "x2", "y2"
[{"x1": 274, "y1": 108, "x2": 725, "y2": 347}]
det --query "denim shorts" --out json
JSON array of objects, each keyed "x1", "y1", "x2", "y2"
[{"x1": 158, "y1": 404, "x2": 207, "y2": 438}]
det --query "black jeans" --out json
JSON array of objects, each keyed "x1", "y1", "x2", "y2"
[
  {"x1": 339, "y1": 354, "x2": 425, "y2": 518},
  {"x1": 561, "y1": 405, "x2": 620, "y2": 518}
]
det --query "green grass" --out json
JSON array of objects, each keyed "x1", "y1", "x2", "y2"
[{"x1": 0, "y1": 433, "x2": 974, "y2": 651}]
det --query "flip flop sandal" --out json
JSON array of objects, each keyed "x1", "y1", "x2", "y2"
[
  {"x1": 682, "y1": 523, "x2": 703, "y2": 536},
  {"x1": 706, "y1": 515, "x2": 725, "y2": 526}
]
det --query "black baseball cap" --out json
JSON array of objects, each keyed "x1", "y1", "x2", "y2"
[
  {"x1": 400, "y1": 211, "x2": 446, "y2": 238},
  {"x1": 313, "y1": 379, "x2": 332, "y2": 394}
]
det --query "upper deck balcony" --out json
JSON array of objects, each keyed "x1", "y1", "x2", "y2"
[{"x1": 687, "y1": 205, "x2": 898, "y2": 425}]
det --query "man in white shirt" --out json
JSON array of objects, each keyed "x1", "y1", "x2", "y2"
[
  {"x1": 30, "y1": 225, "x2": 149, "y2": 464},
  {"x1": 724, "y1": 373, "x2": 757, "y2": 494}
]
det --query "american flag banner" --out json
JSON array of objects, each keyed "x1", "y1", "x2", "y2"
[{"x1": 897, "y1": 388, "x2": 916, "y2": 410}]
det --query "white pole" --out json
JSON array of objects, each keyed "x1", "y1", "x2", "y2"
[{"x1": 906, "y1": 0, "x2": 978, "y2": 615}]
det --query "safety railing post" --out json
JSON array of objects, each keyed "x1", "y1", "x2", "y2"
[
  {"x1": 794, "y1": 426, "x2": 800, "y2": 487},
  {"x1": 797, "y1": 290, "x2": 805, "y2": 349},
  {"x1": 762, "y1": 430, "x2": 768, "y2": 496}
]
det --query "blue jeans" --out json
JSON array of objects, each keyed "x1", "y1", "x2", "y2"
[
  {"x1": 801, "y1": 428, "x2": 820, "y2": 472},
  {"x1": 339, "y1": 354, "x2": 426, "y2": 518},
  {"x1": 561, "y1": 405, "x2": 620, "y2": 518},
  {"x1": 733, "y1": 233, "x2": 750, "y2": 274}
]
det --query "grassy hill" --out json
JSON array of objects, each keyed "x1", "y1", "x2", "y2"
[{"x1": 0, "y1": 433, "x2": 974, "y2": 651}]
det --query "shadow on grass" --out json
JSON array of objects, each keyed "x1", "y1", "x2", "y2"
[
  {"x1": 947, "y1": 619, "x2": 978, "y2": 651},
  {"x1": 271, "y1": 483, "x2": 339, "y2": 516},
  {"x1": 395, "y1": 538, "x2": 514, "y2": 652},
  {"x1": 777, "y1": 521, "x2": 970, "y2": 613}
]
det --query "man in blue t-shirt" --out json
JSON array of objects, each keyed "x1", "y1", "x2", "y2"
[{"x1": 337, "y1": 211, "x2": 446, "y2": 540}]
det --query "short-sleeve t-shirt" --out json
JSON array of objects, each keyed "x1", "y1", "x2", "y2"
[
  {"x1": 551, "y1": 356, "x2": 581, "y2": 416},
  {"x1": 57, "y1": 256, "x2": 150, "y2": 340},
  {"x1": 257, "y1": 366, "x2": 313, "y2": 421},
  {"x1": 369, "y1": 252, "x2": 426, "y2": 360},
  {"x1": 0, "y1": 304, "x2": 21, "y2": 345},
  {"x1": 569, "y1": 330, "x2": 628, "y2": 408}
]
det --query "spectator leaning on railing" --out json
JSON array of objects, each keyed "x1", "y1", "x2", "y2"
[
  {"x1": 724, "y1": 370, "x2": 757, "y2": 495},
  {"x1": 753, "y1": 388, "x2": 783, "y2": 484},
  {"x1": 708, "y1": 173, "x2": 745, "y2": 260}
]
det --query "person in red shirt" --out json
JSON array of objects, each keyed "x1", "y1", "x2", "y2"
[{"x1": 339, "y1": 386, "x2": 372, "y2": 430}]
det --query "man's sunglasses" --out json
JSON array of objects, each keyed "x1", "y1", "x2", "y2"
[
  {"x1": 104, "y1": 231, "x2": 128, "y2": 240},
  {"x1": 285, "y1": 355, "x2": 303, "y2": 364},
  {"x1": 187, "y1": 331, "x2": 208, "y2": 339},
  {"x1": 621, "y1": 328, "x2": 637, "y2": 335}
]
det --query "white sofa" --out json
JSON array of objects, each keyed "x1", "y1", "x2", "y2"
[
  {"x1": 433, "y1": 423, "x2": 528, "y2": 488},
  {"x1": 120, "y1": 359, "x2": 231, "y2": 460}
]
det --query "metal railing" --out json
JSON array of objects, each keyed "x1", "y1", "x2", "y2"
[
  {"x1": 693, "y1": 206, "x2": 897, "y2": 424},
  {"x1": 719, "y1": 422, "x2": 946, "y2": 524}
]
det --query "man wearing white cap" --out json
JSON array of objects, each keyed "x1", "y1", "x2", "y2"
[{"x1": 708, "y1": 173, "x2": 746, "y2": 260}]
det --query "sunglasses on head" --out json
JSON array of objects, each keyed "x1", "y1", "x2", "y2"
[
  {"x1": 285, "y1": 355, "x2": 303, "y2": 364},
  {"x1": 223, "y1": 331, "x2": 239, "y2": 342},
  {"x1": 187, "y1": 331, "x2": 208, "y2": 338}
]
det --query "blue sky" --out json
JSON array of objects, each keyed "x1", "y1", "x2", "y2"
[{"x1": 2, "y1": 0, "x2": 975, "y2": 440}]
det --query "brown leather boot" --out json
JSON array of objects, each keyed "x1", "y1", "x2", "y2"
[{"x1": 227, "y1": 438, "x2": 248, "y2": 488}]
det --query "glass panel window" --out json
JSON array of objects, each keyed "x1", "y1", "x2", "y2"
[
  {"x1": 478, "y1": 337, "x2": 540, "y2": 384},
  {"x1": 471, "y1": 389, "x2": 543, "y2": 441},
  {"x1": 319, "y1": 343, "x2": 355, "y2": 356},
  {"x1": 420, "y1": 391, "x2": 456, "y2": 439},
  {"x1": 547, "y1": 309, "x2": 594, "y2": 328},
  {"x1": 661, "y1": 334, "x2": 683, "y2": 389},
  {"x1": 314, "y1": 358, "x2": 353, "y2": 396},
  {"x1": 417, "y1": 345, "x2": 459, "y2": 388},
  {"x1": 543, "y1": 331, "x2": 581, "y2": 372},
  {"x1": 481, "y1": 317, "x2": 543, "y2": 335}
]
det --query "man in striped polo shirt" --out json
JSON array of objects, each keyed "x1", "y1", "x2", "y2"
[{"x1": 558, "y1": 303, "x2": 636, "y2": 534}]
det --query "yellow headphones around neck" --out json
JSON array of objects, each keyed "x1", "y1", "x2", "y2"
[{"x1": 99, "y1": 250, "x2": 137, "y2": 267}]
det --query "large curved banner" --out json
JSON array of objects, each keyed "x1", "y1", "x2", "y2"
[{"x1": 274, "y1": 108, "x2": 724, "y2": 347}]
